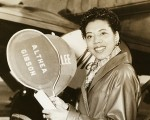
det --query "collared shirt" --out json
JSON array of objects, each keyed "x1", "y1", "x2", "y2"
[{"x1": 85, "y1": 46, "x2": 121, "y2": 88}]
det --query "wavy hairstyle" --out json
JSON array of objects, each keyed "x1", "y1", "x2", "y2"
[{"x1": 80, "y1": 7, "x2": 121, "y2": 38}]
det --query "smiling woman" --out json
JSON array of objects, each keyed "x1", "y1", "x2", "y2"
[{"x1": 42, "y1": 7, "x2": 141, "y2": 120}]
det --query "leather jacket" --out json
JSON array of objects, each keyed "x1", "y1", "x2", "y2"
[{"x1": 67, "y1": 52, "x2": 141, "y2": 120}]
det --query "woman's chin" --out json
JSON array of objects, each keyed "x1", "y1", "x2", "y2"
[{"x1": 95, "y1": 55, "x2": 105, "y2": 60}]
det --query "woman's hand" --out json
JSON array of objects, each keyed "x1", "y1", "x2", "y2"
[
  {"x1": 43, "y1": 108, "x2": 69, "y2": 120},
  {"x1": 42, "y1": 96, "x2": 69, "y2": 120},
  {"x1": 50, "y1": 96, "x2": 69, "y2": 110}
]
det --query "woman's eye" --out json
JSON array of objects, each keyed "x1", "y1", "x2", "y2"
[
  {"x1": 101, "y1": 32, "x2": 107, "y2": 35},
  {"x1": 86, "y1": 35, "x2": 92, "y2": 39}
]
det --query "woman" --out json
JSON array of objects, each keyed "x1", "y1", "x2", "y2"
[{"x1": 42, "y1": 7, "x2": 141, "y2": 120}]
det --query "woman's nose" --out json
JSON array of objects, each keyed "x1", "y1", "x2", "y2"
[{"x1": 94, "y1": 35, "x2": 103, "y2": 43}]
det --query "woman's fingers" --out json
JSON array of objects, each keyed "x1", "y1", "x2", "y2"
[
  {"x1": 42, "y1": 109, "x2": 51, "y2": 114},
  {"x1": 42, "y1": 107, "x2": 69, "y2": 120},
  {"x1": 49, "y1": 96, "x2": 68, "y2": 110},
  {"x1": 42, "y1": 109, "x2": 51, "y2": 119}
]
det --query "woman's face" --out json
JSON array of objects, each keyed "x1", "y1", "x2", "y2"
[{"x1": 85, "y1": 20, "x2": 119, "y2": 60}]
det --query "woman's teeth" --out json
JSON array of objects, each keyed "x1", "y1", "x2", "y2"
[{"x1": 94, "y1": 46, "x2": 106, "y2": 52}]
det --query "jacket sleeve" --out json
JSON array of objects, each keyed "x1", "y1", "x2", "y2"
[
  {"x1": 67, "y1": 65, "x2": 141, "y2": 120},
  {"x1": 67, "y1": 105, "x2": 100, "y2": 120},
  {"x1": 104, "y1": 65, "x2": 141, "y2": 120},
  {"x1": 67, "y1": 110, "x2": 102, "y2": 120}
]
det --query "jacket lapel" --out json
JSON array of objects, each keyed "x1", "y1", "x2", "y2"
[
  {"x1": 88, "y1": 52, "x2": 129, "y2": 92},
  {"x1": 80, "y1": 52, "x2": 129, "y2": 115},
  {"x1": 81, "y1": 80, "x2": 90, "y2": 116}
]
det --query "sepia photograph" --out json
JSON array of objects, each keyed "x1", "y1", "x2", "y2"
[{"x1": 0, "y1": 0, "x2": 150, "y2": 120}]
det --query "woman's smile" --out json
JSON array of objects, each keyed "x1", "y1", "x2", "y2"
[{"x1": 94, "y1": 46, "x2": 106, "y2": 53}]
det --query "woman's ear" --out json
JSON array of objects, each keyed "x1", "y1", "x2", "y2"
[{"x1": 115, "y1": 31, "x2": 120, "y2": 45}]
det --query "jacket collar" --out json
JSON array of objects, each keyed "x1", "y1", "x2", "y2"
[
  {"x1": 88, "y1": 52, "x2": 130, "y2": 91},
  {"x1": 81, "y1": 52, "x2": 130, "y2": 115}
]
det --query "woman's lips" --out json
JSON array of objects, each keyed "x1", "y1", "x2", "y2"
[{"x1": 94, "y1": 46, "x2": 106, "y2": 53}]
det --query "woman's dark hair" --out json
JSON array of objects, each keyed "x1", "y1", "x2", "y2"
[{"x1": 80, "y1": 7, "x2": 121, "y2": 38}]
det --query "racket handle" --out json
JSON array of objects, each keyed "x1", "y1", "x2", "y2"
[{"x1": 34, "y1": 90, "x2": 56, "y2": 110}]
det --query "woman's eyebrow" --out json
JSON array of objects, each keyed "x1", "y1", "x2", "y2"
[
  {"x1": 86, "y1": 32, "x2": 92, "y2": 34},
  {"x1": 98, "y1": 29, "x2": 106, "y2": 32},
  {"x1": 86, "y1": 29, "x2": 106, "y2": 34}
]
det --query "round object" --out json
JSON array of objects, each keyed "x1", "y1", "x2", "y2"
[{"x1": 7, "y1": 29, "x2": 77, "y2": 96}]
